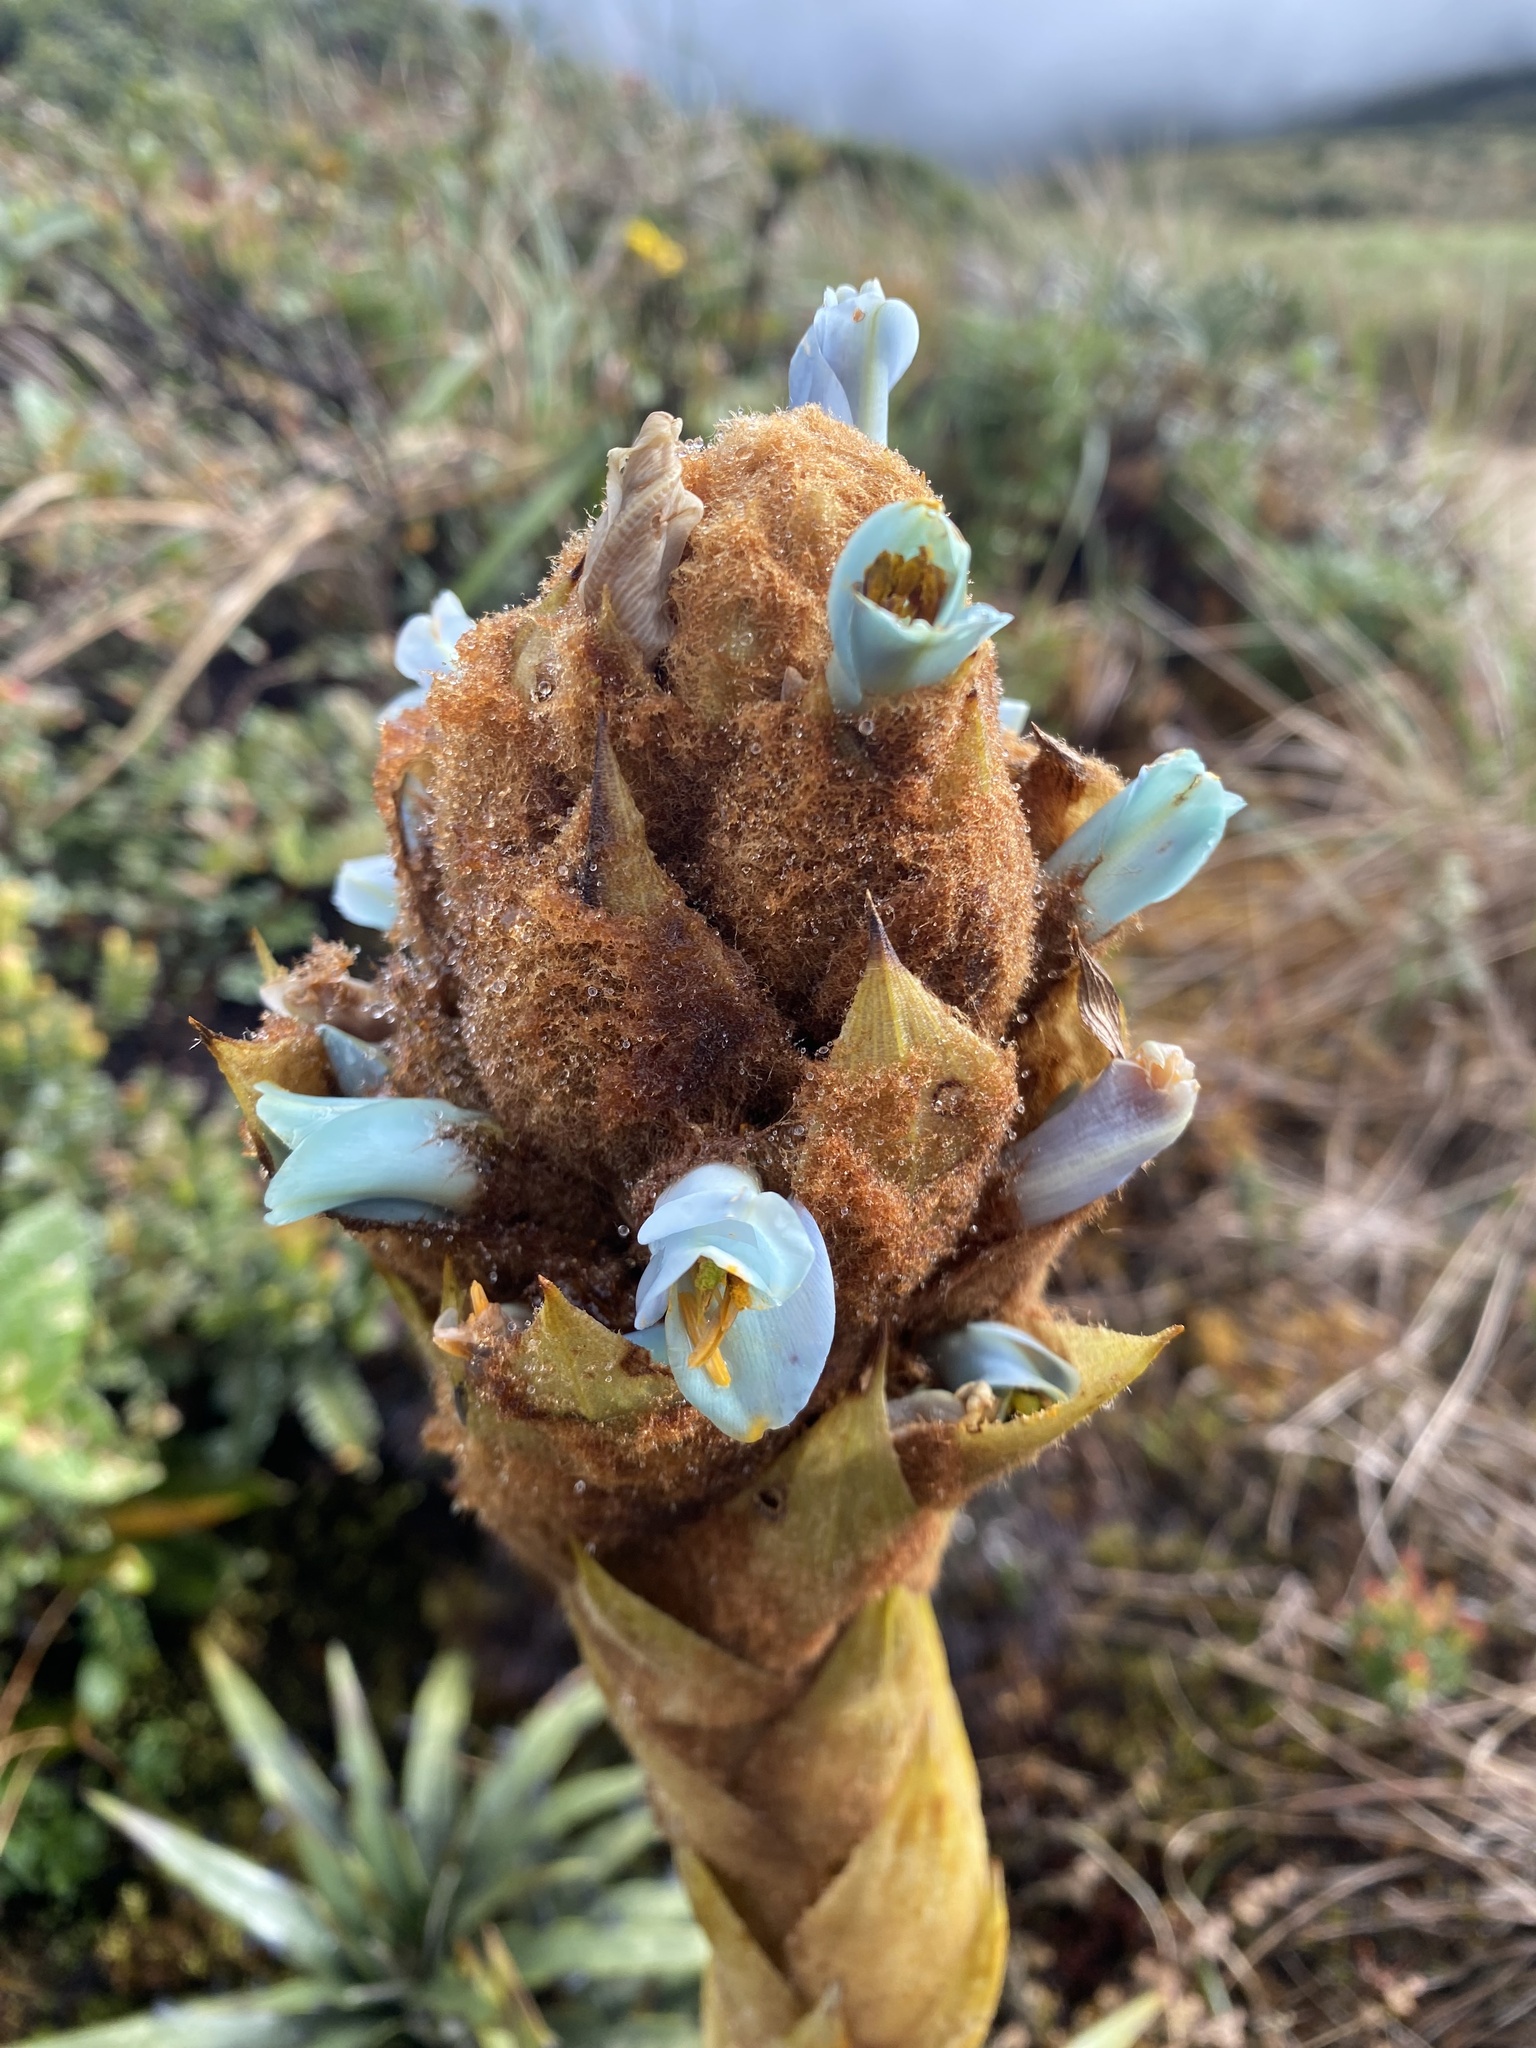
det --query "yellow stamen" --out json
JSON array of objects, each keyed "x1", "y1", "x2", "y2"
[
  {"x1": 674, "y1": 1258, "x2": 753, "y2": 1387},
  {"x1": 861, "y1": 546, "x2": 948, "y2": 625}
]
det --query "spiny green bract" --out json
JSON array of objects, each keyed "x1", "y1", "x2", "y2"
[{"x1": 24, "y1": 1642, "x2": 705, "y2": 2048}]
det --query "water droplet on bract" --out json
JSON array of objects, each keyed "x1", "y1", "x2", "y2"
[
  {"x1": 856, "y1": 715, "x2": 875, "y2": 736},
  {"x1": 617, "y1": 1223, "x2": 630, "y2": 1238},
  {"x1": 535, "y1": 680, "x2": 553, "y2": 700},
  {"x1": 618, "y1": 1036, "x2": 631, "y2": 1050},
  {"x1": 573, "y1": 1478, "x2": 586, "y2": 1494}
]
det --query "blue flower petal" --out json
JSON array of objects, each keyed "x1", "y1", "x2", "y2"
[
  {"x1": 317, "y1": 1024, "x2": 391, "y2": 1097},
  {"x1": 332, "y1": 854, "x2": 398, "y2": 932},
  {"x1": 998, "y1": 698, "x2": 1030, "y2": 735},
  {"x1": 931, "y1": 1321, "x2": 1081, "y2": 1403},
  {"x1": 789, "y1": 281, "x2": 919, "y2": 445},
  {"x1": 633, "y1": 1165, "x2": 813, "y2": 1328},
  {"x1": 825, "y1": 501, "x2": 1012, "y2": 712},
  {"x1": 1045, "y1": 749, "x2": 1244, "y2": 939},
  {"x1": 662, "y1": 1202, "x2": 835, "y2": 1441},
  {"x1": 393, "y1": 590, "x2": 473, "y2": 688},
  {"x1": 788, "y1": 338, "x2": 854, "y2": 424},
  {"x1": 378, "y1": 683, "x2": 430, "y2": 725},
  {"x1": 1006, "y1": 1044, "x2": 1198, "y2": 1227},
  {"x1": 253, "y1": 1085, "x2": 488, "y2": 1228}
]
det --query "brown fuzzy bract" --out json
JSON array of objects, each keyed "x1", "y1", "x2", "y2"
[{"x1": 220, "y1": 401, "x2": 1129, "y2": 1542}]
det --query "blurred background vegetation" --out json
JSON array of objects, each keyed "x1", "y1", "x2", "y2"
[{"x1": 1, "y1": 2, "x2": 1534, "y2": 2042}]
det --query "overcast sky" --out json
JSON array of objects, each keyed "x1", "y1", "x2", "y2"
[{"x1": 512, "y1": 0, "x2": 1536, "y2": 167}]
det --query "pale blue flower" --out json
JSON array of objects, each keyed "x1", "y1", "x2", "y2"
[
  {"x1": 1005, "y1": 1042, "x2": 1198, "y2": 1228},
  {"x1": 317, "y1": 1024, "x2": 391, "y2": 1097},
  {"x1": 254, "y1": 1084, "x2": 488, "y2": 1228},
  {"x1": 381, "y1": 589, "x2": 473, "y2": 721},
  {"x1": 825, "y1": 501, "x2": 1012, "y2": 713},
  {"x1": 1045, "y1": 748, "x2": 1244, "y2": 939},
  {"x1": 931, "y1": 1321, "x2": 1081, "y2": 1409},
  {"x1": 789, "y1": 279, "x2": 920, "y2": 446},
  {"x1": 998, "y1": 698, "x2": 1030, "y2": 735},
  {"x1": 627, "y1": 1162, "x2": 835, "y2": 1442},
  {"x1": 332, "y1": 854, "x2": 398, "y2": 931}
]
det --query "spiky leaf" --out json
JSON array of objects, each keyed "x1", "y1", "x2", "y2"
[
  {"x1": 401, "y1": 1651, "x2": 473, "y2": 1872},
  {"x1": 85, "y1": 1793, "x2": 344, "y2": 1972}
]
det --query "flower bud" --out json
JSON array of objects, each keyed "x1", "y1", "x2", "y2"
[
  {"x1": 1045, "y1": 748, "x2": 1243, "y2": 939},
  {"x1": 790, "y1": 279, "x2": 920, "y2": 446},
  {"x1": 930, "y1": 1321, "x2": 1082, "y2": 1407},
  {"x1": 253, "y1": 1084, "x2": 488, "y2": 1227}
]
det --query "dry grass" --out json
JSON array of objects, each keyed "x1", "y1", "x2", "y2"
[{"x1": 962, "y1": 477, "x2": 1536, "y2": 2043}]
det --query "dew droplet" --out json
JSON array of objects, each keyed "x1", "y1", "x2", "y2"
[{"x1": 856, "y1": 715, "x2": 875, "y2": 736}]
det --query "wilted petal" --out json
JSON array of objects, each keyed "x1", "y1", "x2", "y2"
[
  {"x1": 317, "y1": 1023, "x2": 391, "y2": 1097},
  {"x1": 254, "y1": 1084, "x2": 488, "y2": 1228},
  {"x1": 1045, "y1": 748, "x2": 1244, "y2": 939},
  {"x1": 790, "y1": 279, "x2": 920, "y2": 445},
  {"x1": 931, "y1": 1320, "x2": 1081, "y2": 1405},
  {"x1": 1006, "y1": 1042, "x2": 1198, "y2": 1227},
  {"x1": 825, "y1": 500, "x2": 1011, "y2": 712},
  {"x1": 332, "y1": 854, "x2": 397, "y2": 931}
]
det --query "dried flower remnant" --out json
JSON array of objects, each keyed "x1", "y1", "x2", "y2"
[
  {"x1": 382, "y1": 587, "x2": 473, "y2": 721},
  {"x1": 628, "y1": 1162, "x2": 835, "y2": 1442},
  {"x1": 580, "y1": 410, "x2": 703, "y2": 661},
  {"x1": 254, "y1": 1085, "x2": 488, "y2": 1227},
  {"x1": 825, "y1": 500, "x2": 1013, "y2": 711},
  {"x1": 331, "y1": 852, "x2": 397, "y2": 931},
  {"x1": 1006, "y1": 1041, "x2": 1199, "y2": 1227},
  {"x1": 1046, "y1": 746, "x2": 1244, "y2": 939},
  {"x1": 790, "y1": 278, "x2": 920, "y2": 445}
]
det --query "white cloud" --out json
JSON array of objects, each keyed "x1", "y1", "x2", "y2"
[{"x1": 511, "y1": 0, "x2": 1536, "y2": 166}]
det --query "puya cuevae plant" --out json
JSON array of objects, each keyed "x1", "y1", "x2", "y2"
[
  {"x1": 202, "y1": 276, "x2": 1242, "y2": 2048},
  {"x1": 28, "y1": 1644, "x2": 705, "y2": 2048}
]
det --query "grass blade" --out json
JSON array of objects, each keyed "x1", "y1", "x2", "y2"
[
  {"x1": 1062, "y1": 1993, "x2": 1165, "y2": 2048},
  {"x1": 324, "y1": 1641, "x2": 418, "y2": 1911},
  {"x1": 86, "y1": 1791, "x2": 343, "y2": 1972}
]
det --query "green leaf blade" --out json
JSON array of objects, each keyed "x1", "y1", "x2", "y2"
[
  {"x1": 86, "y1": 1791, "x2": 345, "y2": 1973},
  {"x1": 197, "y1": 1638, "x2": 345, "y2": 1848},
  {"x1": 400, "y1": 1651, "x2": 472, "y2": 1873}
]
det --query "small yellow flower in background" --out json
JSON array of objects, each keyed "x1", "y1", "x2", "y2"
[{"x1": 622, "y1": 215, "x2": 686, "y2": 277}]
